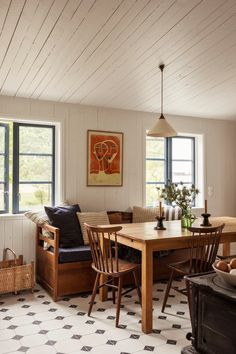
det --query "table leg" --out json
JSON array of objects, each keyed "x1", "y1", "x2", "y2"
[
  {"x1": 141, "y1": 243, "x2": 153, "y2": 334},
  {"x1": 222, "y1": 242, "x2": 230, "y2": 257}
]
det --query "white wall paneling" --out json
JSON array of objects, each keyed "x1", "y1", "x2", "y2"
[
  {"x1": 0, "y1": 216, "x2": 35, "y2": 262},
  {"x1": 0, "y1": 95, "x2": 236, "y2": 259}
]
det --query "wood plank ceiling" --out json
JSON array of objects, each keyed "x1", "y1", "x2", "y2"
[{"x1": 0, "y1": 0, "x2": 236, "y2": 119}]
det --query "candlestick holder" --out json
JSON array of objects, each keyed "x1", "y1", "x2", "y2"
[
  {"x1": 154, "y1": 216, "x2": 166, "y2": 230},
  {"x1": 200, "y1": 213, "x2": 212, "y2": 227}
]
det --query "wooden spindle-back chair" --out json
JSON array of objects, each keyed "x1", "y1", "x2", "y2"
[
  {"x1": 84, "y1": 223, "x2": 141, "y2": 327},
  {"x1": 162, "y1": 224, "x2": 225, "y2": 313}
]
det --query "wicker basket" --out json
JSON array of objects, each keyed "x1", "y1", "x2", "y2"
[{"x1": 0, "y1": 248, "x2": 34, "y2": 295}]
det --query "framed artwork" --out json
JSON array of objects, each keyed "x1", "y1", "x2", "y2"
[{"x1": 87, "y1": 130, "x2": 123, "y2": 186}]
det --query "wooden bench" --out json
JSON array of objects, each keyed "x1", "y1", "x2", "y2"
[{"x1": 36, "y1": 211, "x2": 189, "y2": 301}]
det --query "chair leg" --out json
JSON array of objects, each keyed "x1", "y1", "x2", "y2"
[
  {"x1": 133, "y1": 270, "x2": 141, "y2": 304},
  {"x1": 88, "y1": 273, "x2": 100, "y2": 316},
  {"x1": 162, "y1": 270, "x2": 174, "y2": 313},
  {"x1": 112, "y1": 278, "x2": 116, "y2": 304},
  {"x1": 116, "y1": 276, "x2": 123, "y2": 327}
]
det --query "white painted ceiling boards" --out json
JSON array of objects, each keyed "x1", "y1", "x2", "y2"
[{"x1": 0, "y1": 0, "x2": 236, "y2": 119}]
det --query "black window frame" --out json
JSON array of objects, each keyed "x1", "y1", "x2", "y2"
[
  {"x1": 0, "y1": 123, "x2": 9, "y2": 213},
  {"x1": 167, "y1": 136, "x2": 195, "y2": 185},
  {"x1": 146, "y1": 136, "x2": 196, "y2": 205},
  {"x1": 12, "y1": 122, "x2": 55, "y2": 214}
]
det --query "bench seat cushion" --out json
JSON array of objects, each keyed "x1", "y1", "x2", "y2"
[{"x1": 59, "y1": 245, "x2": 92, "y2": 263}]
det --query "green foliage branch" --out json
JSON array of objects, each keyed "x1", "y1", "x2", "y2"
[{"x1": 157, "y1": 180, "x2": 199, "y2": 216}]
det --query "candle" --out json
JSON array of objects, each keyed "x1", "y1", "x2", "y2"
[
  {"x1": 159, "y1": 201, "x2": 162, "y2": 217},
  {"x1": 204, "y1": 199, "x2": 207, "y2": 214}
]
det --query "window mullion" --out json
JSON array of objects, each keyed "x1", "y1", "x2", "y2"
[
  {"x1": 0, "y1": 123, "x2": 9, "y2": 213},
  {"x1": 12, "y1": 123, "x2": 20, "y2": 214},
  {"x1": 166, "y1": 137, "x2": 172, "y2": 182}
]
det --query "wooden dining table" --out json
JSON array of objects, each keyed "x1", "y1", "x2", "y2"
[{"x1": 99, "y1": 217, "x2": 236, "y2": 334}]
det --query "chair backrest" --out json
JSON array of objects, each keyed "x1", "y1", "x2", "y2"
[
  {"x1": 84, "y1": 223, "x2": 122, "y2": 274},
  {"x1": 187, "y1": 224, "x2": 225, "y2": 273}
]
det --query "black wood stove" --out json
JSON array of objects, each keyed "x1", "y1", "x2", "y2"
[{"x1": 182, "y1": 272, "x2": 236, "y2": 354}]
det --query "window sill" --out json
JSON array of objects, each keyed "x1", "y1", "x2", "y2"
[{"x1": 0, "y1": 214, "x2": 26, "y2": 220}]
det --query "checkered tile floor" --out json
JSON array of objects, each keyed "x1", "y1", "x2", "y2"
[{"x1": 0, "y1": 280, "x2": 191, "y2": 353}]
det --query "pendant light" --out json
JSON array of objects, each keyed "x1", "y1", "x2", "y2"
[{"x1": 147, "y1": 64, "x2": 177, "y2": 137}]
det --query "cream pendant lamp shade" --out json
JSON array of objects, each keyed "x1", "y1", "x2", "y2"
[{"x1": 147, "y1": 64, "x2": 177, "y2": 138}]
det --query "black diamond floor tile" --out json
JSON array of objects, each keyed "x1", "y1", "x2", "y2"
[
  {"x1": 0, "y1": 280, "x2": 190, "y2": 354},
  {"x1": 72, "y1": 334, "x2": 82, "y2": 340},
  {"x1": 46, "y1": 340, "x2": 57, "y2": 345},
  {"x1": 144, "y1": 346, "x2": 155, "y2": 351},
  {"x1": 49, "y1": 308, "x2": 57, "y2": 312},
  {"x1": 176, "y1": 311, "x2": 185, "y2": 315},
  {"x1": 107, "y1": 340, "x2": 117, "y2": 345},
  {"x1": 81, "y1": 346, "x2": 92, "y2": 351},
  {"x1": 8, "y1": 325, "x2": 18, "y2": 330},
  {"x1": 18, "y1": 346, "x2": 30, "y2": 352},
  {"x1": 96, "y1": 329, "x2": 105, "y2": 334},
  {"x1": 39, "y1": 330, "x2": 48, "y2": 334},
  {"x1": 13, "y1": 335, "x2": 23, "y2": 340},
  {"x1": 152, "y1": 329, "x2": 161, "y2": 334},
  {"x1": 167, "y1": 339, "x2": 177, "y2": 345},
  {"x1": 97, "y1": 308, "x2": 106, "y2": 312},
  {"x1": 172, "y1": 324, "x2": 181, "y2": 329},
  {"x1": 130, "y1": 334, "x2": 140, "y2": 339}
]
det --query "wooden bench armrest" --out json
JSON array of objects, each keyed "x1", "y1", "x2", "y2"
[{"x1": 37, "y1": 224, "x2": 59, "y2": 252}]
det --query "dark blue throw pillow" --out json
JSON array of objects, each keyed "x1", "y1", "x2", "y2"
[{"x1": 44, "y1": 204, "x2": 84, "y2": 248}]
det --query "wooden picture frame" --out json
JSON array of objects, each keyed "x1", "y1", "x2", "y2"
[{"x1": 87, "y1": 130, "x2": 123, "y2": 186}]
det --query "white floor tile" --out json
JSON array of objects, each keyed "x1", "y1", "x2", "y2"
[
  {"x1": 0, "y1": 280, "x2": 191, "y2": 354},
  {"x1": 15, "y1": 324, "x2": 41, "y2": 336},
  {"x1": 116, "y1": 338, "x2": 144, "y2": 352},
  {"x1": 0, "y1": 328, "x2": 15, "y2": 341},
  {"x1": 79, "y1": 333, "x2": 108, "y2": 346},
  {"x1": 20, "y1": 333, "x2": 48, "y2": 347},
  {"x1": 0, "y1": 339, "x2": 20, "y2": 353}
]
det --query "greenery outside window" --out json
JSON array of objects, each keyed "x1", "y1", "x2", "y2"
[
  {"x1": 146, "y1": 136, "x2": 195, "y2": 206},
  {"x1": 0, "y1": 121, "x2": 55, "y2": 214}
]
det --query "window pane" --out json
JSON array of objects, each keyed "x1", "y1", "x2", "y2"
[
  {"x1": 0, "y1": 156, "x2": 4, "y2": 181},
  {"x1": 172, "y1": 138, "x2": 192, "y2": 160},
  {"x1": 0, "y1": 184, "x2": 4, "y2": 210},
  {"x1": 19, "y1": 126, "x2": 53, "y2": 154},
  {"x1": 146, "y1": 160, "x2": 164, "y2": 183},
  {"x1": 19, "y1": 183, "x2": 52, "y2": 211},
  {"x1": 172, "y1": 161, "x2": 193, "y2": 183},
  {"x1": 146, "y1": 137, "x2": 164, "y2": 159},
  {"x1": 0, "y1": 126, "x2": 4, "y2": 153},
  {"x1": 146, "y1": 183, "x2": 165, "y2": 207},
  {"x1": 19, "y1": 156, "x2": 52, "y2": 182}
]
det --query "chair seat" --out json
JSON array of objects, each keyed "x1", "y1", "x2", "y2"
[
  {"x1": 92, "y1": 258, "x2": 140, "y2": 276},
  {"x1": 169, "y1": 259, "x2": 211, "y2": 274}
]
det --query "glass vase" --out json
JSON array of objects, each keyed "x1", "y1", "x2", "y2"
[
  {"x1": 181, "y1": 209, "x2": 194, "y2": 228},
  {"x1": 181, "y1": 214, "x2": 192, "y2": 228}
]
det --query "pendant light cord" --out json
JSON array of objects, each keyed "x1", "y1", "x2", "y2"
[{"x1": 159, "y1": 64, "x2": 164, "y2": 118}]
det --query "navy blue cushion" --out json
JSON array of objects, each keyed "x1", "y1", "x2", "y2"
[
  {"x1": 59, "y1": 245, "x2": 92, "y2": 263},
  {"x1": 45, "y1": 204, "x2": 83, "y2": 248}
]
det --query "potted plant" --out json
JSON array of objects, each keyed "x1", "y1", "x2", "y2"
[{"x1": 157, "y1": 181, "x2": 200, "y2": 228}]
